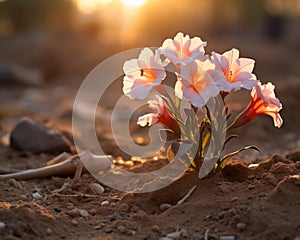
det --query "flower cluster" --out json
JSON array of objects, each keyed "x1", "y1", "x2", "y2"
[{"x1": 122, "y1": 32, "x2": 283, "y2": 176}]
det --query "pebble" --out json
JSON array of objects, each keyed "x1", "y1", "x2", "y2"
[
  {"x1": 89, "y1": 183, "x2": 105, "y2": 195},
  {"x1": 248, "y1": 184, "x2": 255, "y2": 190},
  {"x1": 295, "y1": 161, "x2": 300, "y2": 169},
  {"x1": 264, "y1": 174, "x2": 278, "y2": 186},
  {"x1": 67, "y1": 208, "x2": 80, "y2": 218},
  {"x1": 230, "y1": 196, "x2": 240, "y2": 202},
  {"x1": 236, "y1": 222, "x2": 247, "y2": 231},
  {"x1": 294, "y1": 237, "x2": 300, "y2": 240},
  {"x1": 54, "y1": 207, "x2": 62, "y2": 213},
  {"x1": 247, "y1": 175, "x2": 255, "y2": 180},
  {"x1": 220, "y1": 236, "x2": 235, "y2": 240},
  {"x1": 46, "y1": 228, "x2": 52, "y2": 235},
  {"x1": 159, "y1": 238, "x2": 173, "y2": 240},
  {"x1": 32, "y1": 192, "x2": 42, "y2": 199},
  {"x1": 71, "y1": 219, "x2": 78, "y2": 226},
  {"x1": 8, "y1": 179, "x2": 23, "y2": 189},
  {"x1": 0, "y1": 222, "x2": 6, "y2": 229},
  {"x1": 101, "y1": 200, "x2": 109, "y2": 206},
  {"x1": 160, "y1": 203, "x2": 172, "y2": 211},
  {"x1": 166, "y1": 230, "x2": 181, "y2": 239},
  {"x1": 79, "y1": 209, "x2": 89, "y2": 218},
  {"x1": 258, "y1": 192, "x2": 268, "y2": 198}
]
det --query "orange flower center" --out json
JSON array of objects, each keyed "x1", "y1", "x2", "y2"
[
  {"x1": 226, "y1": 70, "x2": 236, "y2": 83},
  {"x1": 141, "y1": 69, "x2": 156, "y2": 84}
]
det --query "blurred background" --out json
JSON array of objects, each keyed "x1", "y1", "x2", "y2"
[{"x1": 0, "y1": 0, "x2": 299, "y2": 157}]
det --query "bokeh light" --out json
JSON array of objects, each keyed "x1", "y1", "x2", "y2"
[{"x1": 121, "y1": 0, "x2": 147, "y2": 8}]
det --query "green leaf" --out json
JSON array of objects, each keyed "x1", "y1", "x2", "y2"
[{"x1": 219, "y1": 145, "x2": 260, "y2": 169}]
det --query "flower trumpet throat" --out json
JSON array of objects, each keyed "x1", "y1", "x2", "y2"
[
  {"x1": 229, "y1": 81, "x2": 283, "y2": 130},
  {"x1": 137, "y1": 96, "x2": 181, "y2": 136}
]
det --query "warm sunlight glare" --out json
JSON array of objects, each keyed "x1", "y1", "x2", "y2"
[
  {"x1": 121, "y1": 0, "x2": 147, "y2": 8},
  {"x1": 77, "y1": 0, "x2": 112, "y2": 14}
]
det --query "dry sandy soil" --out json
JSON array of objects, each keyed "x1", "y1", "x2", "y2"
[{"x1": 0, "y1": 27, "x2": 300, "y2": 240}]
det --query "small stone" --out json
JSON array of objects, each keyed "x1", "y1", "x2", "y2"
[
  {"x1": 8, "y1": 179, "x2": 23, "y2": 189},
  {"x1": 247, "y1": 175, "x2": 255, "y2": 180},
  {"x1": 89, "y1": 183, "x2": 105, "y2": 195},
  {"x1": 116, "y1": 203, "x2": 129, "y2": 213},
  {"x1": 166, "y1": 230, "x2": 181, "y2": 239},
  {"x1": 236, "y1": 222, "x2": 247, "y2": 231},
  {"x1": 220, "y1": 236, "x2": 235, "y2": 240},
  {"x1": 32, "y1": 192, "x2": 42, "y2": 199},
  {"x1": 294, "y1": 237, "x2": 300, "y2": 240},
  {"x1": 67, "y1": 208, "x2": 80, "y2": 218},
  {"x1": 264, "y1": 174, "x2": 278, "y2": 186},
  {"x1": 94, "y1": 225, "x2": 102, "y2": 230},
  {"x1": 54, "y1": 207, "x2": 62, "y2": 213},
  {"x1": 230, "y1": 196, "x2": 240, "y2": 202},
  {"x1": 295, "y1": 161, "x2": 300, "y2": 169},
  {"x1": 10, "y1": 117, "x2": 71, "y2": 154},
  {"x1": 151, "y1": 225, "x2": 161, "y2": 233},
  {"x1": 79, "y1": 209, "x2": 89, "y2": 217},
  {"x1": 159, "y1": 238, "x2": 173, "y2": 240},
  {"x1": 104, "y1": 228, "x2": 113, "y2": 234},
  {"x1": 71, "y1": 219, "x2": 78, "y2": 226},
  {"x1": 0, "y1": 222, "x2": 6, "y2": 229},
  {"x1": 248, "y1": 184, "x2": 255, "y2": 190},
  {"x1": 160, "y1": 203, "x2": 172, "y2": 211},
  {"x1": 46, "y1": 228, "x2": 52, "y2": 235},
  {"x1": 101, "y1": 200, "x2": 109, "y2": 206},
  {"x1": 258, "y1": 192, "x2": 268, "y2": 198}
]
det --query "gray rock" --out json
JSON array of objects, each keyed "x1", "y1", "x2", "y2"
[
  {"x1": 220, "y1": 236, "x2": 235, "y2": 240},
  {"x1": 0, "y1": 222, "x2": 6, "y2": 229},
  {"x1": 10, "y1": 117, "x2": 71, "y2": 154},
  {"x1": 32, "y1": 192, "x2": 42, "y2": 199},
  {"x1": 79, "y1": 209, "x2": 89, "y2": 218},
  {"x1": 0, "y1": 64, "x2": 43, "y2": 86}
]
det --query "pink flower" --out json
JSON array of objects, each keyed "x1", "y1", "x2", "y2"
[
  {"x1": 211, "y1": 48, "x2": 257, "y2": 92},
  {"x1": 159, "y1": 32, "x2": 207, "y2": 69},
  {"x1": 137, "y1": 96, "x2": 180, "y2": 135},
  {"x1": 229, "y1": 81, "x2": 283, "y2": 129},
  {"x1": 175, "y1": 59, "x2": 220, "y2": 108},
  {"x1": 123, "y1": 48, "x2": 166, "y2": 99}
]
